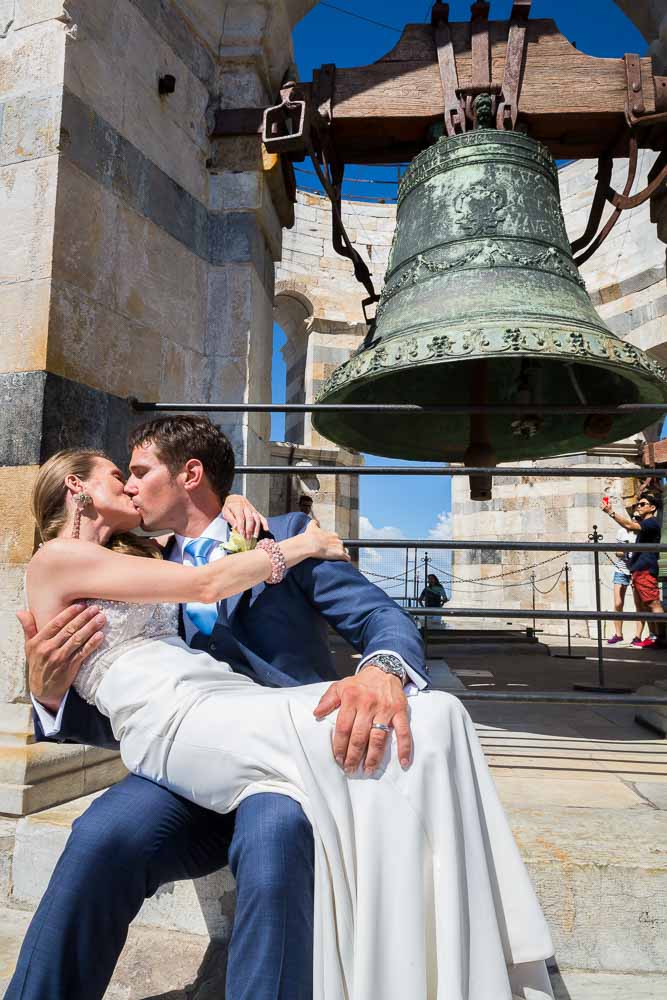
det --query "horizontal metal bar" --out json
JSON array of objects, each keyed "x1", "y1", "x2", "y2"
[
  {"x1": 455, "y1": 691, "x2": 667, "y2": 706},
  {"x1": 238, "y1": 465, "x2": 666, "y2": 479},
  {"x1": 344, "y1": 538, "x2": 667, "y2": 552},
  {"x1": 410, "y1": 607, "x2": 667, "y2": 621},
  {"x1": 130, "y1": 399, "x2": 667, "y2": 416}
]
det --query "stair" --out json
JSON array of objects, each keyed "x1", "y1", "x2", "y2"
[{"x1": 2, "y1": 701, "x2": 667, "y2": 996}]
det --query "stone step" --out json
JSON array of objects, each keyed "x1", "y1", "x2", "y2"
[
  {"x1": 551, "y1": 968, "x2": 667, "y2": 999},
  {"x1": 7, "y1": 793, "x2": 236, "y2": 940},
  {"x1": 0, "y1": 907, "x2": 227, "y2": 1000},
  {"x1": 3, "y1": 906, "x2": 667, "y2": 1000},
  {"x1": 4, "y1": 777, "x2": 667, "y2": 976}
]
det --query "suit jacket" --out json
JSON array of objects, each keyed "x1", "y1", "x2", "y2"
[{"x1": 34, "y1": 513, "x2": 428, "y2": 750}]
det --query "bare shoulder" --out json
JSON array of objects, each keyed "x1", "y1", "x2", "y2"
[{"x1": 28, "y1": 539, "x2": 109, "y2": 579}]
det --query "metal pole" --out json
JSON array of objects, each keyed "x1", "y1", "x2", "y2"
[
  {"x1": 593, "y1": 526, "x2": 605, "y2": 686},
  {"x1": 531, "y1": 572, "x2": 536, "y2": 635},
  {"x1": 413, "y1": 550, "x2": 418, "y2": 603},
  {"x1": 404, "y1": 547, "x2": 409, "y2": 604},
  {"x1": 574, "y1": 525, "x2": 632, "y2": 694},
  {"x1": 565, "y1": 562, "x2": 572, "y2": 656},
  {"x1": 423, "y1": 553, "x2": 430, "y2": 659}
]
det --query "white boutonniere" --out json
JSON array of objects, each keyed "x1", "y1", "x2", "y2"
[{"x1": 221, "y1": 530, "x2": 258, "y2": 554}]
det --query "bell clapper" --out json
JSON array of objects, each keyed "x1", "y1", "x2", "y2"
[
  {"x1": 511, "y1": 359, "x2": 543, "y2": 440},
  {"x1": 465, "y1": 359, "x2": 497, "y2": 502}
]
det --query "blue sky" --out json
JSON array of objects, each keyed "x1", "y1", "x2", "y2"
[{"x1": 271, "y1": 1, "x2": 647, "y2": 542}]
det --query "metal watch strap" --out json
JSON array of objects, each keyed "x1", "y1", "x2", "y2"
[{"x1": 362, "y1": 653, "x2": 407, "y2": 686}]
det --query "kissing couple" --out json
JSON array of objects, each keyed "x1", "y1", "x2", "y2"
[{"x1": 7, "y1": 415, "x2": 555, "y2": 1000}]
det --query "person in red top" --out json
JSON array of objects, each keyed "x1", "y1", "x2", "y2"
[{"x1": 601, "y1": 493, "x2": 665, "y2": 648}]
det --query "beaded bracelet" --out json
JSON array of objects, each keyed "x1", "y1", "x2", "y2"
[{"x1": 256, "y1": 538, "x2": 288, "y2": 585}]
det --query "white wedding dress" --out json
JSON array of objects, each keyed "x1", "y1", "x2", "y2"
[{"x1": 75, "y1": 598, "x2": 555, "y2": 1000}]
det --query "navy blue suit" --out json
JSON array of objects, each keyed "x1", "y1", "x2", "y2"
[{"x1": 8, "y1": 514, "x2": 427, "y2": 1000}]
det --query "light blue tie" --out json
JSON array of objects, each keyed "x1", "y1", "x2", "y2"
[{"x1": 184, "y1": 537, "x2": 220, "y2": 636}]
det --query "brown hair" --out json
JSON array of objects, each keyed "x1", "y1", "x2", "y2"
[
  {"x1": 32, "y1": 450, "x2": 161, "y2": 559},
  {"x1": 128, "y1": 416, "x2": 235, "y2": 501}
]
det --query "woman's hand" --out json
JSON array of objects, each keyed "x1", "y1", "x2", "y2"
[
  {"x1": 304, "y1": 519, "x2": 351, "y2": 562},
  {"x1": 222, "y1": 494, "x2": 269, "y2": 540}
]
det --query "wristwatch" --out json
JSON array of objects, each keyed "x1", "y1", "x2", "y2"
[{"x1": 363, "y1": 653, "x2": 408, "y2": 686}]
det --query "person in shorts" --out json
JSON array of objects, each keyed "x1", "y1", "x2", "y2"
[
  {"x1": 607, "y1": 519, "x2": 642, "y2": 645},
  {"x1": 602, "y1": 493, "x2": 664, "y2": 648}
]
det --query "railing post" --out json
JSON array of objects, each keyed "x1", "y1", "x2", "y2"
[
  {"x1": 565, "y1": 561, "x2": 572, "y2": 656},
  {"x1": 592, "y1": 525, "x2": 605, "y2": 686},
  {"x1": 531, "y1": 571, "x2": 536, "y2": 634},
  {"x1": 574, "y1": 525, "x2": 632, "y2": 694},
  {"x1": 423, "y1": 553, "x2": 430, "y2": 660}
]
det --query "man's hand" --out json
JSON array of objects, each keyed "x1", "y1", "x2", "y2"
[
  {"x1": 18, "y1": 604, "x2": 106, "y2": 713},
  {"x1": 313, "y1": 666, "x2": 412, "y2": 774},
  {"x1": 601, "y1": 499, "x2": 613, "y2": 516}
]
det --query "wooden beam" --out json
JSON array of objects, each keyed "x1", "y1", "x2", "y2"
[{"x1": 322, "y1": 20, "x2": 664, "y2": 163}]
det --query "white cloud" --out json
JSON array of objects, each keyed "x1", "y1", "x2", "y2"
[
  {"x1": 428, "y1": 511, "x2": 452, "y2": 540},
  {"x1": 359, "y1": 515, "x2": 405, "y2": 540},
  {"x1": 358, "y1": 517, "x2": 408, "y2": 592}
]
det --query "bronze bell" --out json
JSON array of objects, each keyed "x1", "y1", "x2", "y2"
[{"x1": 313, "y1": 125, "x2": 667, "y2": 495}]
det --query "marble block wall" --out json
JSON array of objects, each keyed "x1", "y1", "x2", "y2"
[
  {"x1": 0, "y1": 0, "x2": 316, "y2": 816},
  {"x1": 272, "y1": 188, "x2": 395, "y2": 535},
  {"x1": 268, "y1": 441, "x2": 362, "y2": 539}
]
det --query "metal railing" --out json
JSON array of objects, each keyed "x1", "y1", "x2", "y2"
[{"x1": 130, "y1": 397, "x2": 667, "y2": 709}]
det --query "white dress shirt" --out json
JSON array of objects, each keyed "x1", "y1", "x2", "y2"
[{"x1": 32, "y1": 512, "x2": 424, "y2": 734}]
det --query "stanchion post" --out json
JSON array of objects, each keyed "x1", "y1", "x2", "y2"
[
  {"x1": 573, "y1": 526, "x2": 631, "y2": 692},
  {"x1": 591, "y1": 525, "x2": 605, "y2": 686},
  {"x1": 423, "y1": 553, "x2": 430, "y2": 660},
  {"x1": 565, "y1": 561, "x2": 572, "y2": 657}
]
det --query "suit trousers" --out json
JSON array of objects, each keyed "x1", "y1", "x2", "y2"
[{"x1": 5, "y1": 773, "x2": 315, "y2": 1000}]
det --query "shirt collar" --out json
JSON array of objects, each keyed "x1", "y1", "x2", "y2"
[{"x1": 173, "y1": 513, "x2": 228, "y2": 560}]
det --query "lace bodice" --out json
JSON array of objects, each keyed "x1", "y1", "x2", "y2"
[{"x1": 74, "y1": 600, "x2": 180, "y2": 705}]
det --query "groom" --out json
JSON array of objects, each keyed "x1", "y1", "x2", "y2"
[{"x1": 8, "y1": 415, "x2": 429, "y2": 1000}]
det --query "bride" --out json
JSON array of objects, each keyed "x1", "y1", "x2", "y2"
[{"x1": 26, "y1": 448, "x2": 555, "y2": 1000}]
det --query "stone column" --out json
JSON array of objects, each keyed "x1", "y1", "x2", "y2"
[{"x1": 0, "y1": 0, "x2": 313, "y2": 817}]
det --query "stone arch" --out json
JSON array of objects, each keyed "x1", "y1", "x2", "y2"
[{"x1": 274, "y1": 281, "x2": 316, "y2": 444}]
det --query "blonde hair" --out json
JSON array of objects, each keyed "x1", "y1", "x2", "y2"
[{"x1": 32, "y1": 449, "x2": 162, "y2": 560}]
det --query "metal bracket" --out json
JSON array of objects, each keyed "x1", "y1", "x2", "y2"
[
  {"x1": 313, "y1": 62, "x2": 336, "y2": 125},
  {"x1": 573, "y1": 137, "x2": 638, "y2": 267},
  {"x1": 607, "y1": 144, "x2": 667, "y2": 212},
  {"x1": 262, "y1": 83, "x2": 310, "y2": 154},
  {"x1": 624, "y1": 53, "x2": 645, "y2": 125},
  {"x1": 497, "y1": 0, "x2": 531, "y2": 129},
  {"x1": 432, "y1": 2, "x2": 466, "y2": 136}
]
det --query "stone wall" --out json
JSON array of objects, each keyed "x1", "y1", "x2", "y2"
[
  {"x1": 272, "y1": 188, "x2": 397, "y2": 535},
  {"x1": 268, "y1": 441, "x2": 362, "y2": 537},
  {"x1": 0, "y1": 0, "x2": 316, "y2": 816}
]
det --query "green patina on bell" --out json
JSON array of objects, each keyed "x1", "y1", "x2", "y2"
[{"x1": 313, "y1": 120, "x2": 667, "y2": 467}]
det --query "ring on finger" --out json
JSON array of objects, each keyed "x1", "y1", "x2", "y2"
[{"x1": 371, "y1": 721, "x2": 392, "y2": 734}]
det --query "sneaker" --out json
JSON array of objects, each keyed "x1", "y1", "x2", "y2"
[
  {"x1": 638, "y1": 637, "x2": 657, "y2": 648},
  {"x1": 607, "y1": 634, "x2": 623, "y2": 645},
  {"x1": 630, "y1": 637, "x2": 645, "y2": 647}
]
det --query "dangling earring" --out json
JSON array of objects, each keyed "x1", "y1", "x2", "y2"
[{"x1": 72, "y1": 493, "x2": 92, "y2": 539}]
